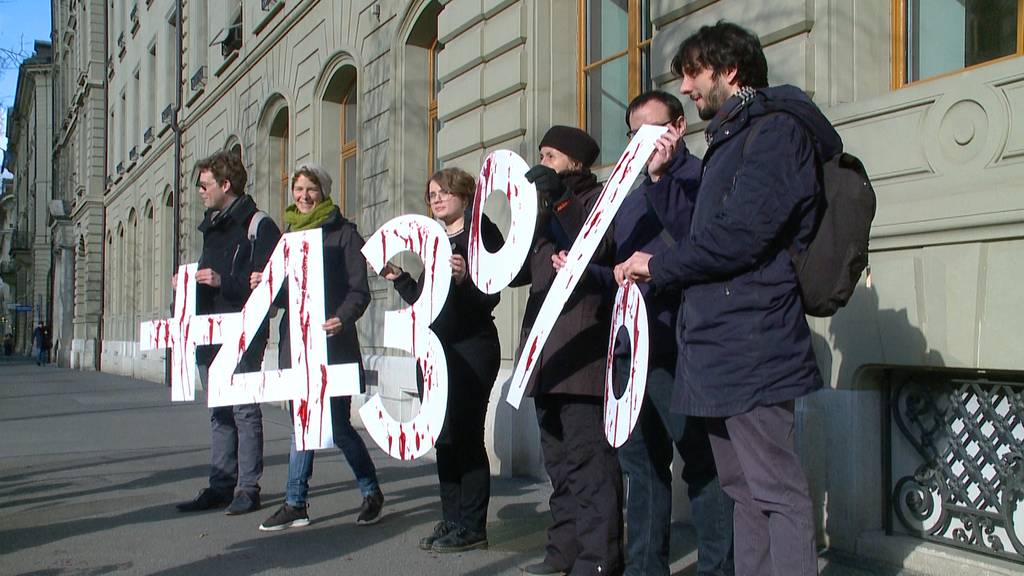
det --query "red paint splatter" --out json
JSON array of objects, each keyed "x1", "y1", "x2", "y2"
[
  {"x1": 523, "y1": 337, "x2": 539, "y2": 373},
  {"x1": 208, "y1": 317, "x2": 215, "y2": 345},
  {"x1": 298, "y1": 399, "x2": 310, "y2": 451},
  {"x1": 399, "y1": 427, "x2": 407, "y2": 460},
  {"x1": 319, "y1": 364, "x2": 329, "y2": 446}
]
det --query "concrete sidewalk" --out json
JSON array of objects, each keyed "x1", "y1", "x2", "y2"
[{"x1": 0, "y1": 363, "x2": 910, "y2": 575}]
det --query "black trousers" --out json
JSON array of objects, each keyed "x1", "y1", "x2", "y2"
[
  {"x1": 535, "y1": 394, "x2": 623, "y2": 576},
  {"x1": 431, "y1": 334, "x2": 499, "y2": 534}
]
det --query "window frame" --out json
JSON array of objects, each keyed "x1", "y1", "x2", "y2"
[
  {"x1": 576, "y1": 0, "x2": 652, "y2": 163},
  {"x1": 892, "y1": 0, "x2": 1024, "y2": 89}
]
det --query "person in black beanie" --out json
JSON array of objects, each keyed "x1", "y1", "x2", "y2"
[{"x1": 514, "y1": 125, "x2": 623, "y2": 576}]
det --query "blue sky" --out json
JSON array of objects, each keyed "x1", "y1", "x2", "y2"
[{"x1": 1, "y1": 0, "x2": 53, "y2": 170}]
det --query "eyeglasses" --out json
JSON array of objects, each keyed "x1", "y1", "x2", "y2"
[
  {"x1": 427, "y1": 188, "x2": 454, "y2": 202},
  {"x1": 626, "y1": 119, "x2": 675, "y2": 140}
]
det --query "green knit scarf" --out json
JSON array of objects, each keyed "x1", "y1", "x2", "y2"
[{"x1": 284, "y1": 197, "x2": 336, "y2": 231}]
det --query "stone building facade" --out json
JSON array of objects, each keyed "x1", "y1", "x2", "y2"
[
  {"x1": 30, "y1": 0, "x2": 1024, "y2": 571},
  {"x1": 3, "y1": 41, "x2": 53, "y2": 357},
  {"x1": 51, "y1": 0, "x2": 108, "y2": 370}
]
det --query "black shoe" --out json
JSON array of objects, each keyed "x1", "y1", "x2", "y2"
[
  {"x1": 356, "y1": 489, "x2": 384, "y2": 525},
  {"x1": 418, "y1": 520, "x2": 459, "y2": 551},
  {"x1": 225, "y1": 491, "x2": 261, "y2": 515},
  {"x1": 431, "y1": 526, "x2": 488, "y2": 553},
  {"x1": 522, "y1": 561, "x2": 568, "y2": 575},
  {"x1": 258, "y1": 503, "x2": 310, "y2": 531},
  {"x1": 175, "y1": 488, "x2": 232, "y2": 512}
]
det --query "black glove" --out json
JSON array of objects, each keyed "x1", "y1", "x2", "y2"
[{"x1": 525, "y1": 164, "x2": 565, "y2": 199}]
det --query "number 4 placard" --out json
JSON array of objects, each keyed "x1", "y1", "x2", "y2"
[{"x1": 141, "y1": 230, "x2": 360, "y2": 451}]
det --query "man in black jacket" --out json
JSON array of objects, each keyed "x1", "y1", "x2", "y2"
[
  {"x1": 616, "y1": 22, "x2": 841, "y2": 576},
  {"x1": 175, "y1": 150, "x2": 282, "y2": 515},
  {"x1": 611, "y1": 91, "x2": 734, "y2": 576}
]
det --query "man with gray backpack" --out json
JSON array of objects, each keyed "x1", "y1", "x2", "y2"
[
  {"x1": 615, "y1": 21, "x2": 873, "y2": 576},
  {"x1": 174, "y1": 150, "x2": 281, "y2": 516}
]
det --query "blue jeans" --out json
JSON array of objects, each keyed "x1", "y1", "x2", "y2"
[
  {"x1": 618, "y1": 365, "x2": 735, "y2": 576},
  {"x1": 285, "y1": 395, "x2": 379, "y2": 508}
]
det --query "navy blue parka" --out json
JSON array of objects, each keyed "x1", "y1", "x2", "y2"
[{"x1": 648, "y1": 85, "x2": 841, "y2": 417}]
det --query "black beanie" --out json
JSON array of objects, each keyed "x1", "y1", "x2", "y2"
[{"x1": 539, "y1": 125, "x2": 600, "y2": 168}]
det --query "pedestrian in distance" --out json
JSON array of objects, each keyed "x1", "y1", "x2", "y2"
[
  {"x1": 381, "y1": 167, "x2": 503, "y2": 553},
  {"x1": 175, "y1": 150, "x2": 282, "y2": 516}
]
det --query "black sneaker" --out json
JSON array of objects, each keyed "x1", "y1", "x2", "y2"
[
  {"x1": 355, "y1": 489, "x2": 384, "y2": 525},
  {"x1": 175, "y1": 488, "x2": 232, "y2": 512},
  {"x1": 258, "y1": 504, "x2": 310, "y2": 531},
  {"x1": 431, "y1": 526, "x2": 488, "y2": 553},
  {"x1": 418, "y1": 520, "x2": 458, "y2": 550},
  {"x1": 225, "y1": 491, "x2": 261, "y2": 515}
]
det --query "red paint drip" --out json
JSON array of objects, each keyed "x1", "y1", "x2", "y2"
[
  {"x1": 399, "y1": 427, "x2": 407, "y2": 460},
  {"x1": 297, "y1": 399, "x2": 310, "y2": 451},
  {"x1": 208, "y1": 317, "x2": 215, "y2": 345},
  {"x1": 319, "y1": 364, "x2": 328, "y2": 445},
  {"x1": 301, "y1": 241, "x2": 310, "y2": 292},
  {"x1": 524, "y1": 337, "x2": 539, "y2": 373},
  {"x1": 582, "y1": 209, "x2": 604, "y2": 239}
]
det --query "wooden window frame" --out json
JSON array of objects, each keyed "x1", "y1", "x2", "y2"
[
  {"x1": 428, "y1": 37, "x2": 440, "y2": 175},
  {"x1": 576, "y1": 0, "x2": 651, "y2": 129},
  {"x1": 339, "y1": 88, "x2": 357, "y2": 210},
  {"x1": 892, "y1": 0, "x2": 1024, "y2": 89}
]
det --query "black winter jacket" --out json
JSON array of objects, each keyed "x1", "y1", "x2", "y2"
[
  {"x1": 512, "y1": 170, "x2": 614, "y2": 398},
  {"x1": 277, "y1": 208, "x2": 370, "y2": 385},
  {"x1": 196, "y1": 194, "x2": 282, "y2": 367},
  {"x1": 649, "y1": 85, "x2": 841, "y2": 417}
]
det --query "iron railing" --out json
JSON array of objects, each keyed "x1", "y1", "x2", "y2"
[{"x1": 885, "y1": 371, "x2": 1024, "y2": 564}]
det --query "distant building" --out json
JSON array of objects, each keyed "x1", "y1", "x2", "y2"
[{"x1": 3, "y1": 40, "x2": 53, "y2": 357}]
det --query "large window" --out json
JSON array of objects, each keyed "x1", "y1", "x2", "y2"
[
  {"x1": 895, "y1": 0, "x2": 1022, "y2": 86},
  {"x1": 320, "y1": 65, "x2": 358, "y2": 215},
  {"x1": 428, "y1": 37, "x2": 441, "y2": 174},
  {"x1": 578, "y1": 0, "x2": 652, "y2": 166}
]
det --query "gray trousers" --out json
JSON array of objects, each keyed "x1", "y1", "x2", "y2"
[
  {"x1": 706, "y1": 401, "x2": 817, "y2": 576},
  {"x1": 199, "y1": 364, "x2": 263, "y2": 496}
]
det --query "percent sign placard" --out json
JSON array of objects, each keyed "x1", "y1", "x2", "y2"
[
  {"x1": 141, "y1": 230, "x2": 360, "y2": 450},
  {"x1": 468, "y1": 125, "x2": 666, "y2": 445}
]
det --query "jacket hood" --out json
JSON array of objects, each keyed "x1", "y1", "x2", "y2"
[{"x1": 754, "y1": 85, "x2": 843, "y2": 159}]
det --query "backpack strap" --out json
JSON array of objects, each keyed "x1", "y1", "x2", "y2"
[{"x1": 248, "y1": 210, "x2": 268, "y2": 243}]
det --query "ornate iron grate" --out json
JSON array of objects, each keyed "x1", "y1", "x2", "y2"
[{"x1": 886, "y1": 372, "x2": 1024, "y2": 563}]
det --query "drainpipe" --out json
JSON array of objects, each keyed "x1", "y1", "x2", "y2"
[
  {"x1": 166, "y1": 0, "x2": 183, "y2": 387},
  {"x1": 97, "y1": 1, "x2": 109, "y2": 373},
  {"x1": 173, "y1": 0, "x2": 182, "y2": 271}
]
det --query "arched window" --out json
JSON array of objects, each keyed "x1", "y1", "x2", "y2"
[
  {"x1": 127, "y1": 209, "x2": 139, "y2": 338},
  {"x1": 162, "y1": 188, "x2": 174, "y2": 309},
  {"x1": 320, "y1": 64, "x2": 358, "y2": 214},
  {"x1": 116, "y1": 223, "x2": 125, "y2": 336},
  {"x1": 143, "y1": 201, "x2": 154, "y2": 316},
  {"x1": 398, "y1": 1, "x2": 442, "y2": 211},
  {"x1": 225, "y1": 135, "x2": 243, "y2": 163},
  {"x1": 105, "y1": 232, "x2": 113, "y2": 333},
  {"x1": 258, "y1": 97, "x2": 290, "y2": 223}
]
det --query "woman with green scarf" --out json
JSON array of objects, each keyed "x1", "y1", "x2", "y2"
[{"x1": 253, "y1": 163, "x2": 385, "y2": 532}]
